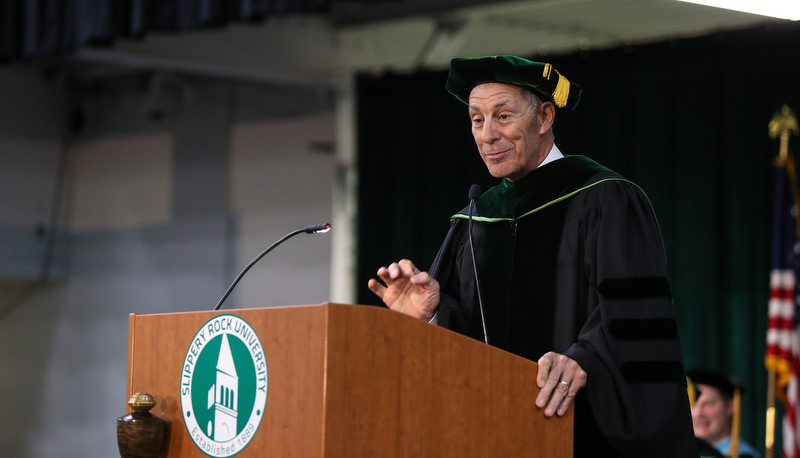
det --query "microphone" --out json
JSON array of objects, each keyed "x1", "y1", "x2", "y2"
[
  {"x1": 467, "y1": 184, "x2": 489, "y2": 345},
  {"x1": 213, "y1": 223, "x2": 331, "y2": 311}
]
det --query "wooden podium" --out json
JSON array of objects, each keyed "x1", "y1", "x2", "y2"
[{"x1": 125, "y1": 303, "x2": 573, "y2": 457}]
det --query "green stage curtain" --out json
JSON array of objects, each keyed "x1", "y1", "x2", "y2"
[{"x1": 357, "y1": 21, "x2": 800, "y2": 454}]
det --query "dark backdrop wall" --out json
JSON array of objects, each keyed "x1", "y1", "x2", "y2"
[{"x1": 356, "y1": 21, "x2": 800, "y2": 453}]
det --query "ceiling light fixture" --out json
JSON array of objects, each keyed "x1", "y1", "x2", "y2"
[{"x1": 676, "y1": 0, "x2": 800, "y2": 20}]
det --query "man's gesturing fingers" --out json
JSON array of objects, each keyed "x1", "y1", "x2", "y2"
[{"x1": 367, "y1": 259, "x2": 440, "y2": 321}]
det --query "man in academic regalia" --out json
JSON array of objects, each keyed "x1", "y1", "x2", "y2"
[
  {"x1": 689, "y1": 369, "x2": 762, "y2": 458},
  {"x1": 368, "y1": 55, "x2": 698, "y2": 457}
]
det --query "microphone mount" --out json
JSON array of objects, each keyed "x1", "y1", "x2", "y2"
[{"x1": 213, "y1": 223, "x2": 331, "y2": 311}]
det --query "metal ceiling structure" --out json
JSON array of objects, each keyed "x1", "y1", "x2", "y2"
[{"x1": 63, "y1": 0, "x2": 781, "y2": 88}]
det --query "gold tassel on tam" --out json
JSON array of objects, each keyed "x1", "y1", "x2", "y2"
[
  {"x1": 543, "y1": 63, "x2": 570, "y2": 108},
  {"x1": 729, "y1": 388, "x2": 741, "y2": 457},
  {"x1": 542, "y1": 63, "x2": 554, "y2": 79},
  {"x1": 687, "y1": 376, "x2": 697, "y2": 406}
]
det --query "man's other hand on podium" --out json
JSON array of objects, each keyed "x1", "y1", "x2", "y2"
[{"x1": 535, "y1": 351, "x2": 587, "y2": 417}]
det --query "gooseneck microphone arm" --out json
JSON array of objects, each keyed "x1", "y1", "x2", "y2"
[
  {"x1": 213, "y1": 223, "x2": 331, "y2": 311},
  {"x1": 467, "y1": 184, "x2": 489, "y2": 345}
]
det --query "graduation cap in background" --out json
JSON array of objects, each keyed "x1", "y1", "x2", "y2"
[{"x1": 687, "y1": 369, "x2": 744, "y2": 458}]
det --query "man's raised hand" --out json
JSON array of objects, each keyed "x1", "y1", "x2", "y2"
[{"x1": 367, "y1": 259, "x2": 440, "y2": 321}]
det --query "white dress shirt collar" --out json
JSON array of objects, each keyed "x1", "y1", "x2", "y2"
[{"x1": 539, "y1": 144, "x2": 563, "y2": 167}]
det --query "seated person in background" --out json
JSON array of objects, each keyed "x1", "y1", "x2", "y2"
[{"x1": 688, "y1": 369, "x2": 762, "y2": 458}]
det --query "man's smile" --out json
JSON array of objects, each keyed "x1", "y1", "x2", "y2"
[{"x1": 484, "y1": 148, "x2": 509, "y2": 160}]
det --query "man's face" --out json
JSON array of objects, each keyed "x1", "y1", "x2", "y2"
[
  {"x1": 468, "y1": 83, "x2": 549, "y2": 182},
  {"x1": 691, "y1": 384, "x2": 733, "y2": 444}
]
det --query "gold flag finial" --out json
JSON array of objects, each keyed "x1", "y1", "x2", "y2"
[{"x1": 769, "y1": 105, "x2": 799, "y2": 162}]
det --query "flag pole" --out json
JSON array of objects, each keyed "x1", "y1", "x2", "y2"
[
  {"x1": 767, "y1": 105, "x2": 800, "y2": 458},
  {"x1": 767, "y1": 367, "x2": 776, "y2": 458}
]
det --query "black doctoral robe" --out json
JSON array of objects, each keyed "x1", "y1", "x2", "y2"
[{"x1": 429, "y1": 155, "x2": 699, "y2": 457}]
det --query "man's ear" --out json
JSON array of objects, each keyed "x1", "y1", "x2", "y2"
[{"x1": 539, "y1": 102, "x2": 556, "y2": 134}]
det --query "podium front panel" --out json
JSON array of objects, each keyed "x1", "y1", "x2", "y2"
[{"x1": 125, "y1": 303, "x2": 572, "y2": 457}]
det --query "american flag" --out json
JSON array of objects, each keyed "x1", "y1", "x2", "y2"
[{"x1": 766, "y1": 157, "x2": 800, "y2": 458}]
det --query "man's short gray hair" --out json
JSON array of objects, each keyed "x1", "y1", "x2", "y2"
[
  {"x1": 522, "y1": 88, "x2": 554, "y2": 137},
  {"x1": 523, "y1": 89, "x2": 543, "y2": 114}
]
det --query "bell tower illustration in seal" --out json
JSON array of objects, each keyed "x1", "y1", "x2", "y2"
[{"x1": 207, "y1": 334, "x2": 239, "y2": 441}]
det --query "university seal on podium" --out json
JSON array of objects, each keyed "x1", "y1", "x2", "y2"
[{"x1": 180, "y1": 314, "x2": 268, "y2": 457}]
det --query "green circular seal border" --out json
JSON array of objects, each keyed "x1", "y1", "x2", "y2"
[{"x1": 180, "y1": 314, "x2": 268, "y2": 457}]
